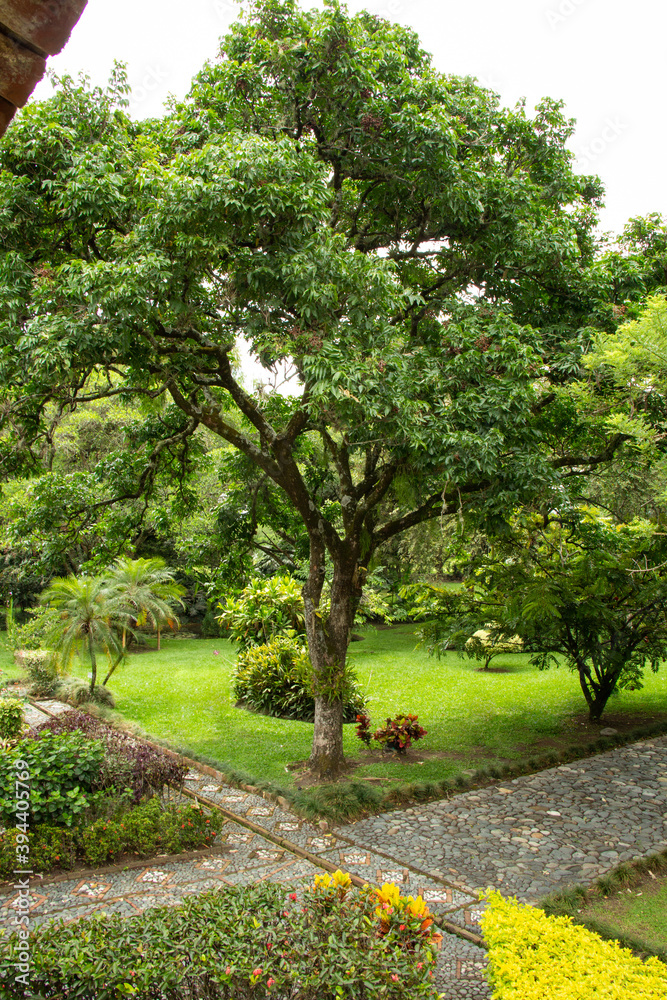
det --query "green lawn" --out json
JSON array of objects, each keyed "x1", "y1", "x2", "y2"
[
  {"x1": 19, "y1": 624, "x2": 666, "y2": 791},
  {"x1": 585, "y1": 882, "x2": 667, "y2": 957}
]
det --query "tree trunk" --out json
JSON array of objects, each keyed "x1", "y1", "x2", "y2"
[
  {"x1": 577, "y1": 659, "x2": 619, "y2": 722},
  {"x1": 302, "y1": 539, "x2": 361, "y2": 779},
  {"x1": 88, "y1": 635, "x2": 97, "y2": 694},
  {"x1": 102, "y1": 653, "x2": 123, "y2": 686}
]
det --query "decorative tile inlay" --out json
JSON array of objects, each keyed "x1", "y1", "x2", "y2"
[
  {"x1": 201, "y1": 784, "x2": 220, "y2": 793},
  {"x1": 306, "y1": 837, "x2": 330, "y2": 852},
  {"x1": 251, "y1": 849, "x2": 283, "y2": 862},
  {"x1": 247, "y1": 806, "x2": 274, "y2": 817},
  {"x1": 72, "y1": 880, "x2": 112, "y2": 900},
  {"x1": 136, "y1": 869, "x2": 172, "y2": 885},
  {"x1": 221, "y1": 795, "x2": 246, "y2": 803},
  {"x1": 3, "y1": 891, "x2": 47, "y2": 912},
  {"x1": 276, "y1": 822, "x2": 300, "y2": 832},
  {"x1": 377, "y1": 869, "x2": 405, "y2": 883},
  {"x1": 340, "y1": 852, "x2": 370, "y2": 866},
  {"x1": 195, "y1": 858, "x2": 230, "y2": 872},
  {"x1": 184, "y1": 770, "x2": 202, "y2": 781}
]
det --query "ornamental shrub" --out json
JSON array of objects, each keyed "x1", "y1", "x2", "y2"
[
  {"x1": 481, "y1": 890, "x2": 667, "y2": 999},
  {"x1": 0, "y1": 877, "x2": 441, "y2": 998},
  {"x1": 234, "y1": 636, "x2": 365, "y2": 722},
  {"x1": 0, "y1": 698, "x2": 24, "y2": 739},
  {"x1": 356, "y1": 712, "x2": 427, "y2": 752},
  {"x1": 216, "y1": 574, "x2": 306, "y2": 649},
  {"x1": 0, "y1": 800, "x2": 222, "y2": 878},
  {"x1": 0, "y1": 824, "x2": 78, "y2": 880},
  {"x1": 30, "y1": 710, "x2": 187, "y2": 799},
  {"x1": 0, "y1": 731, "x2": 105, "y2": 827}
]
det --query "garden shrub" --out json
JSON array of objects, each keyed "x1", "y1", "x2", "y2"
[
  {"x1": 0, "y1": 824, "x2": 78, "y2": 880},
  {"x1": 356, "y1": 712, "x2": 427, "y2": 752},
  {"x1": 0, "y1": 731, "x2": 105, "y2": 827},
  {"x1": 217, "y1": 574, "x2": 306, "y2": 649},
  {"x1": 30, "y1": 710, "x2": 186, "y2": 798},
  {"x1": 481, "y1": 890, "x2": 667, "y2": 999},
  {"x1": 53, "y1": 677, "x2": 116, "y2": 708},
  {"x1": 0, "y1": 698, "x2": 24, "y2": 739},
  {"x1": 0, "y1": 877, "x2": 441, "y2": 998},
  {"x1": 0, "y1": 800, "x2": 221, "y2": 878},
  {"x1": 14, "y1": 648, "x2": 57, "y2": 697},
  {"x1": 234, "y1": 636, "x2": 365, "y2": 722}
]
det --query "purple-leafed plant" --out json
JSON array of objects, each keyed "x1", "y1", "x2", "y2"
[{"x1": 30, "y1": 710, "x2": 186, "y2": 799}]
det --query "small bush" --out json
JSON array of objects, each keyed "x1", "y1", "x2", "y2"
[
  {"x1": 0, "y1": 800, "x2": 221, "y2": 878},
  {"x1": 481, "y1": 890, "x2": 667, "y2": 999},
  {"x1": 54, "y1": 677, "x2": 116, "y2": 708},
  {"x1": 0, "y1": 698, "x2": 24, "y2": 739},
  {"x1": 0, "y1": 824, "x2": 78, "y2": 880},
  {"x1": 15, "y1": 649, "x2": 57, "y2": 697},
  {"x1": 356, "y1": 712, "x2": 427, "y2": 753},
  {"x1": 0, "y1": 731, "x2": 105, "y2": 827},
  {"x1": 30, "y1": 710, "x2": 186, "y2": 799},
  {"x1": 234, "y1": 636, "x2": 365, "y2": 722},
  {"x1": 2, "y1": 877, "x2": 441, "y2": 999},
  {"x1": 217, "y1": 574, "x2": 306, "y2": 649}
]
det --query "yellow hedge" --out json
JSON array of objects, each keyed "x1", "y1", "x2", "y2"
[{"x1": 480, "y1": 890, "x2": 667, "y2": 999}]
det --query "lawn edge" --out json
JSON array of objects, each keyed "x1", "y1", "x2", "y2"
[{"x1": 539, "y1": 848, "x2": 667, "y2": 963}]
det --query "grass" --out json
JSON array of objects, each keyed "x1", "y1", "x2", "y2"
[
  {"x1": 585, "y1": 883, "x2": 667, "y2": 957},
  {"x1": 12, "y1": 624, "x2": 667, "y2": 798},
  {"x1": 541, "y1": 850, "x2": 667, "y2": 962}
]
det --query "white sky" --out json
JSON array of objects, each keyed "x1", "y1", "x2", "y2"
[{"x1": 30, "y1": 0, "x2": 667, "y2": 386}]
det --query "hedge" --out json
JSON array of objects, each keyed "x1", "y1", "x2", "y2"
[
  {"x1": 481, "y1": 890, "x2": 667, "y2": 999},
  {"x1": 0, "y1": 875, "x2": 441, "y2": 999}
]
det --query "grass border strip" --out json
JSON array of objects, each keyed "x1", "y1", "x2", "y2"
[{"x1": 539, "y1": 848, "x2": 667, "y2": 963}]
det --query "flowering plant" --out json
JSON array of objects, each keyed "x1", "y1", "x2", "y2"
[{"x1": 356, "y1": 712, "x2": 427, "y2": 753}]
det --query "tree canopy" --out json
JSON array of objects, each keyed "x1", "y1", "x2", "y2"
[{"x1": 1, "y1": 0, "x2": 664, "y2": 774}]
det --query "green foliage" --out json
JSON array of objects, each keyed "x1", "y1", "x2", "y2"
[
  {"x1": 0, "y1": 799, "x2": 222, "y2": 877},
  {"x1": 0, "y1": 823, "x2": 77, "y2": 879},
  {"x1": 234, "y1": 636, "x2": 365, "y2": 722},
  {"x1": 15, "y1": 648, "x2": 58, "y2": 696},
  {"x1": 218, "y1": 575, "x2": 306, "y2": 650},
  {"x1": 3, "y1": 0, "x2": 664, "y2": 773},
  {"x1": 80, "y1": 797, "x2": 221, "y2": 866},
  {"x1": 0, "y1": 731, "x2": 105, "y2": 827},
  {"x1": 53, "y1": 676, "x2": 116, "y2": 708},
  {"x1": 1, "y1": 878, "x2": 440, "y2": 998},
  {"x1": 422, "y1": 506, "x2": 667, "y2": 720},
  {"x1": 0, "y1": 697, "x2": 23, "y2": 739}
]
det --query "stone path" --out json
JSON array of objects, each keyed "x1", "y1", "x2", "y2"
[
  {"x1": 4, "y1": 699, "x2": 667, "y2": 999},
  {"x1": 337, "y1": 736, "x2": 667, "y2": 905}
]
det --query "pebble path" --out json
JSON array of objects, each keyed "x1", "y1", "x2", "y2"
[{"x1": 4, "y1": 699, "x2": 667, "y2": 999}]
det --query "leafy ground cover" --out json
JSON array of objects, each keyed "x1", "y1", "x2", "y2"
[
  {"x1": 20, "y1": 626, "x2": 667, "y2": 796},
  {"x1": 542, "y1": 849, "x2": 667, "y2": 963},
  {"x1": 0, "y1": 876, "x2": 442, "y2": 999}
]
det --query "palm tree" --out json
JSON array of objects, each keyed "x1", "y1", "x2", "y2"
[
  {"x1": 105, "y1": 557, "x2": 185, "y2": 673},
  {"x1": 40, "y1": 576, "x2": 132, "y2": 694}
]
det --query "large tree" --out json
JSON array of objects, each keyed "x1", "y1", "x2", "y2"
[{"x1": 0, "y1": 1, "x2": 640, "y2": 775}]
